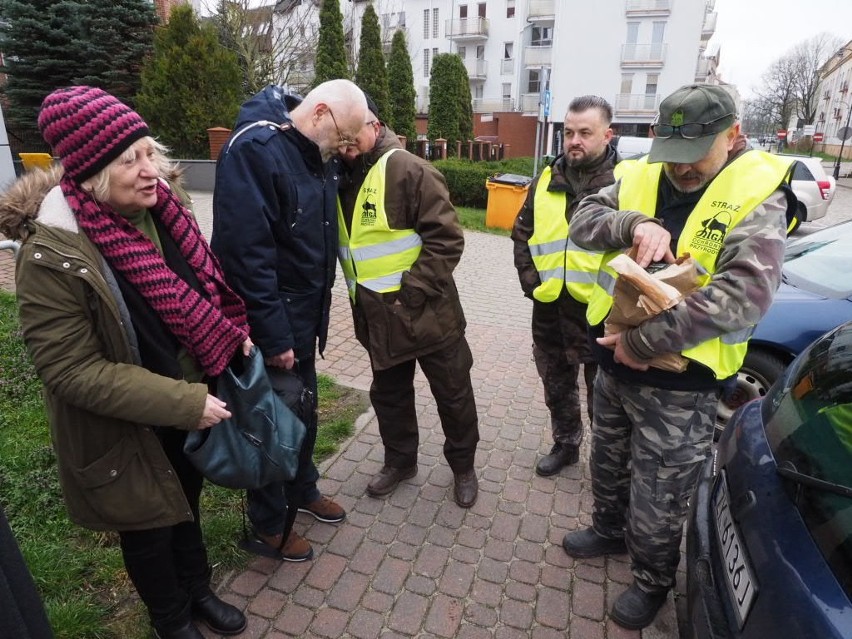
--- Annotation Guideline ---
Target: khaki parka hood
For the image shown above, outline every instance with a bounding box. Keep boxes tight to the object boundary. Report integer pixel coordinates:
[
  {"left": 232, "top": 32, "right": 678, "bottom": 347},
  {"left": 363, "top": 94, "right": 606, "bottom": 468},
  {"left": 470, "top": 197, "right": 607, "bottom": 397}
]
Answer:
[{"left": 0, "top": 165, "right": 63, "bottom": 242}]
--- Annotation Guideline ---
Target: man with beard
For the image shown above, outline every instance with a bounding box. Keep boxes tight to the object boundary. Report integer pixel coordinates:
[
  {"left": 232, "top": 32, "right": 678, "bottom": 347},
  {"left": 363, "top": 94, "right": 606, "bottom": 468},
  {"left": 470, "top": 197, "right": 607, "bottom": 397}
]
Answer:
[
  {"left": 511, "top": 95, "right": 618, "bottom": 477},
  {"left": 563, "top": 84, "right": 797, "bottom": 630}
]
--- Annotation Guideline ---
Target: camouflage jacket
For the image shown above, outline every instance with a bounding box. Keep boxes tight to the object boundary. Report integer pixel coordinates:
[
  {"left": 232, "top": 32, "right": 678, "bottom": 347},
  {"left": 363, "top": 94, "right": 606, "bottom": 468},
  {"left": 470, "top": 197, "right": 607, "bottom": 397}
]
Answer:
[{"left": 570, "top": 151, "right": 793, "bottom": 385}]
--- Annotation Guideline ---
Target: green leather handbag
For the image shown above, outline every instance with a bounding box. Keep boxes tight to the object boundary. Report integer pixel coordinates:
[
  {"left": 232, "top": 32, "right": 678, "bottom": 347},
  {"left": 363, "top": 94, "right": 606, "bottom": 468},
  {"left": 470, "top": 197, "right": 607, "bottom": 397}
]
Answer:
[{"left": 184, "top": 346, "right": 306, "bottom": 489}]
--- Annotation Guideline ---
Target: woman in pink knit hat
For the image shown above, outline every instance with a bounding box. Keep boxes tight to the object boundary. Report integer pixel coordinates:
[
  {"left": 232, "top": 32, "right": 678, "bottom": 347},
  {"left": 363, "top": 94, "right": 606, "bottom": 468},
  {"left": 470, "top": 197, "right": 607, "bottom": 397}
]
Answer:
[{"left": 0, "top": 86, "right": 251, "bottom": 639}]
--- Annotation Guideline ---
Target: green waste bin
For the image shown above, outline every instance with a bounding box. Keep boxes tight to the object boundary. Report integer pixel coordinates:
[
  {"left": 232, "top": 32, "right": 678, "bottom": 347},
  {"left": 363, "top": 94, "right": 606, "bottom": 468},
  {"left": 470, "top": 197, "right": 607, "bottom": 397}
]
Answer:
[{"left": 485, "top": 173, "right": 532, "bottom": 230}]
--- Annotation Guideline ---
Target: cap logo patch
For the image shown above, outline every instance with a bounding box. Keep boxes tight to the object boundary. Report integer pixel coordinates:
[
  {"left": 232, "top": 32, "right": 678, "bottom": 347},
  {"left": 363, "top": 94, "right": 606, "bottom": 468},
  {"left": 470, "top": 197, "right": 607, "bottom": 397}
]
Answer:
[{"left": 670, "top": 110, "right": 684, "bottom": 126}]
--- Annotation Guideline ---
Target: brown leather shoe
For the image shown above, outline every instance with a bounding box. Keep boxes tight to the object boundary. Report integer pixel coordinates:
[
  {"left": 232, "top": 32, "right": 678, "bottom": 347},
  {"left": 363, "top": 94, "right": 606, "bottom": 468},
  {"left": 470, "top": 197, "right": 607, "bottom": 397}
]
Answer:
[
  {"left": 366, "top": 465, "right": 417, "bottom": 497},
  {"left": 453, "top": 469, "right": 478, "bottom": 508},
  {"left": 298, "top": 496, "right": 346, "bottom": 523},
  {"left": 240, "top": 530, "right": 313, "bottom": 562}
]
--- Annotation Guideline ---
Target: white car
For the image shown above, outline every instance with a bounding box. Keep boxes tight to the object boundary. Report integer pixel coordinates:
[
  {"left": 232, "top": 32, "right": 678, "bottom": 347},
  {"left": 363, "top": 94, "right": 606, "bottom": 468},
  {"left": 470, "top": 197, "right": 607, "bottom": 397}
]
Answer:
[
  {"left": 613, "top": 135, "right": 653, "bottom": 159},
  {"left": 786, "top": 155, "right": 836, "bottom": 232}
]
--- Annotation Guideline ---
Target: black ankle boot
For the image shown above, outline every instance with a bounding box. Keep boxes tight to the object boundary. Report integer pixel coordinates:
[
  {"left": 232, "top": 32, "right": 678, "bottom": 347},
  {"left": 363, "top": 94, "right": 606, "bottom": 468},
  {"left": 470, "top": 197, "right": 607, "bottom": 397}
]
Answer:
[
  {"left": 152, "top": 621, "right": 204, "bottom": 639},
  {"left": 535, "top": 444, "right": 580, "bottom": 476},
  {"left": 192, "top": 592, "right": 247, "bottom": 636},
  {"left": 610, "top": 581, "right": 668, "bottom": 630}
]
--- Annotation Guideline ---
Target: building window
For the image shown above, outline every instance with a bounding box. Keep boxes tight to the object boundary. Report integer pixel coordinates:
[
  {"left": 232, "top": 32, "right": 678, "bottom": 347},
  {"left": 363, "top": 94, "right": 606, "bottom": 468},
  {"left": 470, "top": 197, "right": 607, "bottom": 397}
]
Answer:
[
  {"left": 475, "top": 85, "right": 484, "bottom": 99},
  {"left": 620, "top": 74, "right": 634, "bottom": 94},
  {"left": 458, "top": 45, "right": 467, "bottom": 58},
  {"left": 423, "top": 9, "right": 430, "bottom": 39},
  {"left": 528, "top": 69, "right": 541, "bottom": 93},
  {"left": 478, "top": 3, "right": 486, "bottom": 18},
  {"left": 502, "top": 82, "right": 512, "bottom": 99},
  {"left": 399, "top": 11, "right": 405, "bottom": 27},
  {"left": 507, "top": 0, "right": 515, "bottom": 18},
  {"left": 459, "top": 4, "right": 467, "bottom": 18},
  {"left": 433, "top": 8, "right": 439, "bottom": 38},
  {"left": 433, "top": 47, "right": 439, "bottom": 63},
  {"left": 626, "top": 22, "right": 639, "bottom": 44},
  {"left": 504, "top": 42, "right": 513, "bottom": 59},
  {"left": 424, "top": 49, "right": 430, "bottom": 77},
  {"left": 531, "top": 26, "right": 552, "bottom": 46},
  {"left": 645, "top": 74, "right": 659, "bottom": 95}
]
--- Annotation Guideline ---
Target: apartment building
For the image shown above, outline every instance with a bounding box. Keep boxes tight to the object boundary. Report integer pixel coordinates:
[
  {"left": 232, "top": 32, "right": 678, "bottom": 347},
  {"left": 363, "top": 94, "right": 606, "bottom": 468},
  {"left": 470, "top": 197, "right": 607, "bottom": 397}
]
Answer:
[
  {"left": 816, "top": 41, "right": 852, "bottom": 151},
  {"left": 342, "top": 0, "right": 718, "bottom": 153}
]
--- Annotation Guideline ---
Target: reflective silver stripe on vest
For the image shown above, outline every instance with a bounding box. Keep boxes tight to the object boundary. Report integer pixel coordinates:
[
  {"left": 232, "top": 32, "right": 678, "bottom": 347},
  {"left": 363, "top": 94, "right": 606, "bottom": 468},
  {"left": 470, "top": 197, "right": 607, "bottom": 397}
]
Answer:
[
  {"left": 539, "top": 267, "right": 564, "bottom": 282},
  {"left": 351, "top": 234, "right": 423, "bottom": 262},
  {"left": 529, "top": 238, "right": 565, "bottom": 257},
  {"left": 565, "top": 269, "right": 596, "bottom": 285},
  {"left": 339, "top": 246, "right": 352, "bottom": 261},
  {"left": 360, "top": 272, "right": 405, "bottom": 292},
  {"left": 721, "top": 326, "right": 754, "bottom": 345},
  {"left": 596, "top": 268, "right": 617, "bottom": 295}
]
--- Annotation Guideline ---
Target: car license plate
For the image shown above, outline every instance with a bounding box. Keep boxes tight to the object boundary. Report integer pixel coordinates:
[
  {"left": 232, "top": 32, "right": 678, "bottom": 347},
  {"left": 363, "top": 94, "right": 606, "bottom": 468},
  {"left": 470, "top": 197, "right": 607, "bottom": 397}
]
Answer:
[{"left": 712, "top": 471, "right": 758, "bottom": 628}]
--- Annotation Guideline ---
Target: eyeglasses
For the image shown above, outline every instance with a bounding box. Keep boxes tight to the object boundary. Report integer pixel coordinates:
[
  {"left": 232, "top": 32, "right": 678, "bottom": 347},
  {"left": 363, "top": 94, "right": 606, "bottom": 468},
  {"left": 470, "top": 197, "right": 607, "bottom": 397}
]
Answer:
[
  {"left": 652, "top": 113, "right": 735, "bottom": 139},
  {"left": 327, "top": 108, "right": 358, "bottom": 147}
]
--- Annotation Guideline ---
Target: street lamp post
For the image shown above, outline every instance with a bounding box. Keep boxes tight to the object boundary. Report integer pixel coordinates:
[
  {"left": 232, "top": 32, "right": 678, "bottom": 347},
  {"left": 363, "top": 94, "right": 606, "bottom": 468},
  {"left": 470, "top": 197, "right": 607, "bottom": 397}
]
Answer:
[{"left": 833, "top": 102, "right": 852, "bottom": 180}]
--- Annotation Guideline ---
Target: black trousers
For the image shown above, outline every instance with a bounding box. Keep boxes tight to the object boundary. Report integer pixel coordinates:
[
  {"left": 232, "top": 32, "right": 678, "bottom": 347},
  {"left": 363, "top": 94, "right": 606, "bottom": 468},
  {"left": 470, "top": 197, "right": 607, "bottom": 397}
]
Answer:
[
  {"left": 370, "top": 337, "right": 480, "bottom": 473},
  {"left": 118, "top": 428, "right": 209, "bottom": 628}
]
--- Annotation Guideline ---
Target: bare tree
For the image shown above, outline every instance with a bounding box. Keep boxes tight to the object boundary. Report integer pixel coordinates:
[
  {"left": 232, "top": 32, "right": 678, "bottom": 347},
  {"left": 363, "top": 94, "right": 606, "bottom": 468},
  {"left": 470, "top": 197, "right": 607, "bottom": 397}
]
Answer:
[
  {"left": 790, "top": 33, "right": 843, "bottom": 123},
  {"left": 205, "top": 0, "right": 319, "bottom": 96},
  {"left": 753, "top": 54, "right": 798, "bottom": 131}
]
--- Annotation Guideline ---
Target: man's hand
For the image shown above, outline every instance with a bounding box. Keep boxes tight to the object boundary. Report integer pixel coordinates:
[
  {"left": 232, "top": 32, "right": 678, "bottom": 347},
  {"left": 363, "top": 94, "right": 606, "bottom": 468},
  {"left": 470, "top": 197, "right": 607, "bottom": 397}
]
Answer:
[
  {"left": 265, "top": 349, "right": 296, "bottom": 370},
  {"left": 632, "top": 221, "right": 675, "bottom": 268},
  {"left": 597, "top": 332, "right": 650, "bottom": 371},
  {"left": 241, "top": 337, "right": 254, "bottom": 357},
  {"left": 198, "top": 394, "right": 231, "bottom": 429}
]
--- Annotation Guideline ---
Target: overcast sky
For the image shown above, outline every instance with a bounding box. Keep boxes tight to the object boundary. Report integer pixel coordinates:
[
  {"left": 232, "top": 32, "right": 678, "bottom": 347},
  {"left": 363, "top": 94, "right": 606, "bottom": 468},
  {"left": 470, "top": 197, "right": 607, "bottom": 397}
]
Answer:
[{"left": 710, "top": 0, "right": 852, "bottom": 99}]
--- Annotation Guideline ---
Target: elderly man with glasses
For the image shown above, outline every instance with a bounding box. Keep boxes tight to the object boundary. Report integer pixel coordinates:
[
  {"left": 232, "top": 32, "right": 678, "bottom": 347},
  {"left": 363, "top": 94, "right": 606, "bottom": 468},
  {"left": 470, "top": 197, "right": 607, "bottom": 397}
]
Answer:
[
  {"left": 212, "top": 80, "right": 367, "bottom": 562},
  {"left": 562, "top": 84, "right": 798, "bottom": 630}
]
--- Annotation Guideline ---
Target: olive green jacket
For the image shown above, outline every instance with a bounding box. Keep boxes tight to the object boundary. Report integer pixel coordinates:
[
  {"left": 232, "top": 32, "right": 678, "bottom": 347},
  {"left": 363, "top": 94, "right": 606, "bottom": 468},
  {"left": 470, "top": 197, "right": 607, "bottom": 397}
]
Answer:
[{"left": 0, "top": 168, "right": 208, "bottom": 532}]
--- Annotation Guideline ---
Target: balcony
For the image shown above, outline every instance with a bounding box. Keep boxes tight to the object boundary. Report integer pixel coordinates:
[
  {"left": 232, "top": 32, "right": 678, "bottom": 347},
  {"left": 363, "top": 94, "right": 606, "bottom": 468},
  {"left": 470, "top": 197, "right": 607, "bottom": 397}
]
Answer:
[
  {"left": 527, "top": 0, "right": 555, "bottom": 21},
  {"left": 520, "top": 93, "right": 541, "bottom": 113},
  {"left": 463, "top": 58, "right": 487, "bottom": 80},
  {"left": 625, "top": 0, "right": 671, "bottom": 16},
  {"left": 695, "top": 57, "right": 710, "bottom": 82},
  {"left": 473, "top": 98, "right": 514, "bottom": 113},
  {"left": 701, "top": 11, "right": 717, "bottom": 40},
  {"left": 446, "top": 17, "right": 489, "bottom": 40},
  {"left": 501, "top": 58, "right": 514, "bottom": 75},
  {"left": 621, "top": 43, "right": 667, "bottom": 67},
  {"left": 524, "top": 45, "right": 553, "bottom": 66},
  {"left": 614, "top": 93, "right": 661, "bottom": 114}
]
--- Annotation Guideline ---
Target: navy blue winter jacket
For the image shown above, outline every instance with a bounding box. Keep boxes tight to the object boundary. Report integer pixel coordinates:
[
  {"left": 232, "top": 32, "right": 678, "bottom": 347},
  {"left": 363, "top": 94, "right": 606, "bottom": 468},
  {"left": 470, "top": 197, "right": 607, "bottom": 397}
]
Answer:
[{"left": 211, "top": 85, "right": 340, "bottom": 361}]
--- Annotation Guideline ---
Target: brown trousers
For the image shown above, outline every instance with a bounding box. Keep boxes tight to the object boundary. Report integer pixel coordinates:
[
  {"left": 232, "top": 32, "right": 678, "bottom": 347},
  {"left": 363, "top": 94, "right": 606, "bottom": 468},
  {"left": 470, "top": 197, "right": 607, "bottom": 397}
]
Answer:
[{"left": 370, "top": 336, "right": 480, "bottom": 473}]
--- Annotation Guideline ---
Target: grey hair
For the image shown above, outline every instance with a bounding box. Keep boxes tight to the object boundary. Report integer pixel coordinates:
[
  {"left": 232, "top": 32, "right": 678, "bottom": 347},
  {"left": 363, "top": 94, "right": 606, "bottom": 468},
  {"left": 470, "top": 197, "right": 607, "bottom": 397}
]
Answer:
[
  {"left": 84, "top": 136, "right": 173, "bottom": 202},
  {"left": 568, "top": 95, "right": 613, "bottom": 125}
]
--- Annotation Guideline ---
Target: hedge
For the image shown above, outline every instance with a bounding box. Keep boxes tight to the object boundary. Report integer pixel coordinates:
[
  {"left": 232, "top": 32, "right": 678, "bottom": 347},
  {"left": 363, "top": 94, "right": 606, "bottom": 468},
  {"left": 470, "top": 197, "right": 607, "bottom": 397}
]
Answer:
[{"left": 433, "top": 157, "right": 535, "bottom": 208}]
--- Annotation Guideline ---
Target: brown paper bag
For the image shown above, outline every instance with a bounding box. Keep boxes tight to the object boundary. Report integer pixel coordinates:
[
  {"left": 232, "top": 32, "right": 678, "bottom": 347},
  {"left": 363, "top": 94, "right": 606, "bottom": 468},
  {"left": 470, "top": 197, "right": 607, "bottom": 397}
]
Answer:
[{"left": 604, "top": 252, "right": 706, "bottom": 372}]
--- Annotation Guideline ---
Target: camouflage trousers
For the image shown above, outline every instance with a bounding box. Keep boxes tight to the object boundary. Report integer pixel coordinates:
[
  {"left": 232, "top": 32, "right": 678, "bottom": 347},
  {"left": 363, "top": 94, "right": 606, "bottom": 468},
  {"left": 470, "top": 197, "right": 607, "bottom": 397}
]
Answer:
[
  {"left": 532, "top": 343, "right": 597, "bottom": 448},
  {"left": 590, "top": 369, "right": 717, "bottom": 591}
]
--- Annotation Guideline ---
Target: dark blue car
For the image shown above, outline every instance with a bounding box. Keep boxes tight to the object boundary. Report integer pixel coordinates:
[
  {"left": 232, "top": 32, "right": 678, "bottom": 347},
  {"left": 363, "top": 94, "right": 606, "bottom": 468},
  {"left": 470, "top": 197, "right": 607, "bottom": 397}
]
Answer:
[
  {"left": 716, "top": 220, "right": 852, "bottom": 433},
  {"left": 686, "top": 321, "right": 852, "bottom": 639}
]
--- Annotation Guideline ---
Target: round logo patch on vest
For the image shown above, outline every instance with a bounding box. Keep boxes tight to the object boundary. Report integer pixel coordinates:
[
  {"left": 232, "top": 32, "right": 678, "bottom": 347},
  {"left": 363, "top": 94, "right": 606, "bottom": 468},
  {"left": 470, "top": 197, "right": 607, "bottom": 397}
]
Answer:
[{"left": 690, "top": 210, "right": 730, "bottom": 255}]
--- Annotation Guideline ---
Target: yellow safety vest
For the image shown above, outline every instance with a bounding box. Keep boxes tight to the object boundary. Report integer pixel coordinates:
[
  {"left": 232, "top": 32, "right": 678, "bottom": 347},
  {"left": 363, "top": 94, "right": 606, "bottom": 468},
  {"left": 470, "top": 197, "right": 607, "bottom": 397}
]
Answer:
[
  {"left": 337, "top": 148, "right": 422, "bottom": 302},
  {"left": 586, "top": 151, "right": 794, "bottom": 378},
  {"left": 613, "top": 158, "right": 638, "bottom": 181},
  {"left": 528, "top": 166, "right": 605, "bottom": 304}
]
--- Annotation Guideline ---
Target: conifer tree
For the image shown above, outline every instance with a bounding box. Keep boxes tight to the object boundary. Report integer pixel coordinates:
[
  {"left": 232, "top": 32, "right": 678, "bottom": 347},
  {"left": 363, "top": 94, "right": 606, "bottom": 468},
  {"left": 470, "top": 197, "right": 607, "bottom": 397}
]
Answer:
[
  {"left": 427, "top": 53, "right": 462, "bottom": 146},
  {"left": 454, "top": 57, "right": 474, "bottom": 143},
  {"left": 354, "top": 4, "right": 388, "bottom": 121},
  {"left": 314, "top": 0, "right": 348, "bottom": 85},
  {"left": 136, "top": 5, "right": 242, "bottom": 158},
  {"left": 386, "top": 29, "right": 416, "bottom": 142},
  {"left": 0, "top": 0, "right": 155, "bottom": 141}
]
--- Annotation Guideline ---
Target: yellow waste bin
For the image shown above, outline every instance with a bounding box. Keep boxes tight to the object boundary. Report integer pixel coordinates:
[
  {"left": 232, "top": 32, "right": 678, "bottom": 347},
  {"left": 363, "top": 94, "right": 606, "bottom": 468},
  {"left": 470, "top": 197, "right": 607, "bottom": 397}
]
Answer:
[
  {"left": 19, "top": 153, "right": 54, "bottom": 172},
  {"left": 485, "top": 173, "right": 532, "bottom": 230}
]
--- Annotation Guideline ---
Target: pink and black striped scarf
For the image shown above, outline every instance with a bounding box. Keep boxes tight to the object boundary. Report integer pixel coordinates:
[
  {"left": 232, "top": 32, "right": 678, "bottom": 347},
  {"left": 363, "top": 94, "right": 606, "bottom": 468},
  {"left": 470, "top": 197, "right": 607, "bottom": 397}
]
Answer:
[{"left": 61, "top": 174, "right": 248, "bottom": 377}]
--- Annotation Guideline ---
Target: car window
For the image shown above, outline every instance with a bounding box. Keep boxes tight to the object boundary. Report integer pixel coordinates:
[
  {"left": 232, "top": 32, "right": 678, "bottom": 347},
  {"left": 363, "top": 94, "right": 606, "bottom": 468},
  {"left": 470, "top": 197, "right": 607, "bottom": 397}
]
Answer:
[
  {"left": 792, "top": 161, "right": 815, "bottom": 181},
  {"left": 763, "top": 326, "right": 852, "bottom": 598},
  {"left": 783, "top": 225, "right": 852, "bottom": 298}
]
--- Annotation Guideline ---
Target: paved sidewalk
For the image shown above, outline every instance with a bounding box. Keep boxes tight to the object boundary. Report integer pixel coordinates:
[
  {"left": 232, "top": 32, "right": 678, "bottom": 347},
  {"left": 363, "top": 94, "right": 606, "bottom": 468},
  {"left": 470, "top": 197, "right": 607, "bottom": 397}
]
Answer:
[{"left": 0, "top": 191, "right": 684, "bottom": 639}]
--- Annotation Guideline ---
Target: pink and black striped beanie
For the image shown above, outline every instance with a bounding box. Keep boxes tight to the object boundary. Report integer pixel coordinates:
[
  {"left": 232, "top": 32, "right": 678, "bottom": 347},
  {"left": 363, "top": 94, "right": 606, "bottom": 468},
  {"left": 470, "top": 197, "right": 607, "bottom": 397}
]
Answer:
[{"left": 38, "top": 86, "right": 150, "bottom": 184}]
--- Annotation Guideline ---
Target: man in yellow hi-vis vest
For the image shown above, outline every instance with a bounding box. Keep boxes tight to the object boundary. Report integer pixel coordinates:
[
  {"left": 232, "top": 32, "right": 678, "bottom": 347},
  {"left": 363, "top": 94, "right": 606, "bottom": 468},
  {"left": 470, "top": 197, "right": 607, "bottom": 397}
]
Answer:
[
  {"left": 511, "top": 96, "right": 618, "bottom": 477},
  {"left": 337, "top": 99, "right": 480, "bottom": 508},
  {"left": 562, "top": 85, "right": 797, "bottom": 630}
]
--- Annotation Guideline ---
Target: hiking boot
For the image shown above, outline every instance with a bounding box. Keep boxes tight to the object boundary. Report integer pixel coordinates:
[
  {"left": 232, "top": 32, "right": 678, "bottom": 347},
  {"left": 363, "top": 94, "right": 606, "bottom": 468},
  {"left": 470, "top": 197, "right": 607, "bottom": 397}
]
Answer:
[
  {"left": 239, "top": 530, "right": 314, "bottom": 562},
  {"left": 562, "top": 527, "right": 627, "bottom": 558},
  {"left": 535, "top": 443, "right": 580, "bottom": 476},
  {"left": 366, "top": 465, "right": 417, "bottom": 497},
  {"left": 191, "top": 593, "right": 247, "bottom": 636},
  {"left": 453, "top": 469, "right": 478, "bottom": 508},
  {"left": 610, "top": 582, "right": 669, "bottom": 630},
  {"left": 298, "top": 496, "right": 346, "bottom": 523}
]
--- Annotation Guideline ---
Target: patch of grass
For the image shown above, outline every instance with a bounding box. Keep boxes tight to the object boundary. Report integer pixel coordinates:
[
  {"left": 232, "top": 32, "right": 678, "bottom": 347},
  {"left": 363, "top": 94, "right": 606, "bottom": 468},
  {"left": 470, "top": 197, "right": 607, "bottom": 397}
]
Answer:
[
  {"left": 0, "top": 291, "right": 368, "bottom": 638},
  {"left": 457, "top": 206, "right": 511, "bottom": 236}
]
